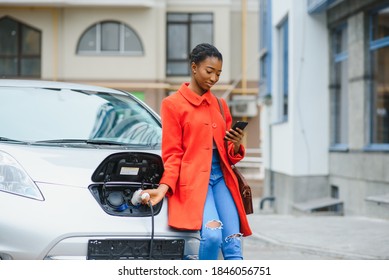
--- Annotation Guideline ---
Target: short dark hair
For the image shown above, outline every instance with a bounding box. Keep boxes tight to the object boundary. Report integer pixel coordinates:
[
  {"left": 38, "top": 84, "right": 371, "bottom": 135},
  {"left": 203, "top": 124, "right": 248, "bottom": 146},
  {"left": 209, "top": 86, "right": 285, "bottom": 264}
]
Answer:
[{"left": 189, "top": 43, "right": 223, "bottom": 65}]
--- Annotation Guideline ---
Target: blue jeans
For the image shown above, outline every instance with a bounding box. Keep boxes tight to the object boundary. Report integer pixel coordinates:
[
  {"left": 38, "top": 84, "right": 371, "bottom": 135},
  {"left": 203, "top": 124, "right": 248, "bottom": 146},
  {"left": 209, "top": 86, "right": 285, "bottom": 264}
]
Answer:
[{"left": 198, "top": 149, "right": 243, "bottom": 260}]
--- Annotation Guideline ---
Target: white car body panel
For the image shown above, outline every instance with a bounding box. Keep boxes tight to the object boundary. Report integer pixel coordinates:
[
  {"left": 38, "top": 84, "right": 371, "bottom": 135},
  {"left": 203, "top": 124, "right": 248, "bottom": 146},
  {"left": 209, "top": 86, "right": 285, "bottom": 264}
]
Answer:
[{"left": 0, "top": 80, "right": 199, "bottom": 260}]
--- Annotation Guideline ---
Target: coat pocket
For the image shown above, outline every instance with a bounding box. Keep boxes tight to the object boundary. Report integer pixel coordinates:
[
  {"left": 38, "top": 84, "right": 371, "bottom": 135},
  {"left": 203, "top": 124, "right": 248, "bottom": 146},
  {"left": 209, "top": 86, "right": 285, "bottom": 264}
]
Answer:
[{"left": 178, "top": 161, "right": 191, "bottom": 186}]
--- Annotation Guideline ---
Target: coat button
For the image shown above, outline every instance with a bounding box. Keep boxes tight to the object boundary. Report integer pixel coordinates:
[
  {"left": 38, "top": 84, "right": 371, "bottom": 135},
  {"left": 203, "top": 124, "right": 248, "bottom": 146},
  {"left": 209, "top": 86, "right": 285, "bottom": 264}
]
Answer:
[{"left": 212, "top": 123, "right": 217, "bottom": 128}]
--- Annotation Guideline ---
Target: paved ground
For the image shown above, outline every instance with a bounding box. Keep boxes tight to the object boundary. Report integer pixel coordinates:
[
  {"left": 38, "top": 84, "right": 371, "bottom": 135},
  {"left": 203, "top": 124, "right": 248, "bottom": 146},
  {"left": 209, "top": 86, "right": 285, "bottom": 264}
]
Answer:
[
  {"left": 243, "top": 235, "right": 336, "bottom": 260},
  {"left": 243, "top": 200, "right": 389, "bottom": 260}
]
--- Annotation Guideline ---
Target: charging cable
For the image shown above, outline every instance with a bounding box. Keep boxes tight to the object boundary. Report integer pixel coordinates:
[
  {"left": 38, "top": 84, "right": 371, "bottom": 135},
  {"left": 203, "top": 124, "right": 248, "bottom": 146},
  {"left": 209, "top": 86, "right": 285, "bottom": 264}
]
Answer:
[
  {"left": 148, "top": 200, "right": 154, "bottom": 259},
  {"left": 131, "top": 189, "right": 154, "bottom": 259}
]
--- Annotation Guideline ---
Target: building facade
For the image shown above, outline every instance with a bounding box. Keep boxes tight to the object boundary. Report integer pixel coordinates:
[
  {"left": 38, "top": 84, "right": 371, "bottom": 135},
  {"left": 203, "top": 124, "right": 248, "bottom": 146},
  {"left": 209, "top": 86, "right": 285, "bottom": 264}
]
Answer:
[
  {"left": 260, "top": 0, "right": 389, "bottom": 219},
  {"left": 0, "top": 0, "right": 261, "bottom": 154}
]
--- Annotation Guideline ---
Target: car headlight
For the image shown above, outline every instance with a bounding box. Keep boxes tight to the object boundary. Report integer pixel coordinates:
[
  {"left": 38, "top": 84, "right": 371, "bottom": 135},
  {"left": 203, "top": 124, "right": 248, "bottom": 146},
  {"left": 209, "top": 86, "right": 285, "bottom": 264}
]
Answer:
[{"left": 0, "top": 151, "right": 44, "bottom": 201}]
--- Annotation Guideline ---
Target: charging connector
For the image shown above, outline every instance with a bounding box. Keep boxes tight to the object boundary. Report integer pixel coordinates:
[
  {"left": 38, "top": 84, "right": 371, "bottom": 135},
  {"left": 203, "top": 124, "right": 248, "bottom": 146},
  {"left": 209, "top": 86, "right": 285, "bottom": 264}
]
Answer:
[{"left": 131, "top": 189, "right": 150, "bottom": 206}]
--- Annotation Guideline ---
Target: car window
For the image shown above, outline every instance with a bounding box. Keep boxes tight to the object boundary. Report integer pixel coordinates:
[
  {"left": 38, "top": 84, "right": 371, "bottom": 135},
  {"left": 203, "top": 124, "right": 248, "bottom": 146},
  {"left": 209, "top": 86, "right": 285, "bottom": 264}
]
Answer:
[{"left": 0, "top": 87, "right": 161, "bottom": 146}]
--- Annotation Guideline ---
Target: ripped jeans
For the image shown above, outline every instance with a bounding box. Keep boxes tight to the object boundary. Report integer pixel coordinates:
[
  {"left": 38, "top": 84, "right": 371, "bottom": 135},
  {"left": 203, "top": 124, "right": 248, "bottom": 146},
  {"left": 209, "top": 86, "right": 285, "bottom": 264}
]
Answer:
[{"left": 199, "top": 149, "right": 243, "bottom": 260}]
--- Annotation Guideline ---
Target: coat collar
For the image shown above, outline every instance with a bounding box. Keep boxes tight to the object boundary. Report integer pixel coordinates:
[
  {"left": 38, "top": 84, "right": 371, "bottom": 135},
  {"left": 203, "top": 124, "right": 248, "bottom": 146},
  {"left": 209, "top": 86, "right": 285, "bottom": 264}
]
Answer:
[{"left": 178, "top": 83, "right": 213, "bottom": 106}]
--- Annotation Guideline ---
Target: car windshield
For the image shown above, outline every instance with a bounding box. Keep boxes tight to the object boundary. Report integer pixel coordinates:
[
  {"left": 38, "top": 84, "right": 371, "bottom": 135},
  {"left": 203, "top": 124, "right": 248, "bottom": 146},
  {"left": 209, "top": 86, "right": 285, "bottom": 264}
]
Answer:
[{"left": 0, "top": 86, "right": 162, "bottom": 147}]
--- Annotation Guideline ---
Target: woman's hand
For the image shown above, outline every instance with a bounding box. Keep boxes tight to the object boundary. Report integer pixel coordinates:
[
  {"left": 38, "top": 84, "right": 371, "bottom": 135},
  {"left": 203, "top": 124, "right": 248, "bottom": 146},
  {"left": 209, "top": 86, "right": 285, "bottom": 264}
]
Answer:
[
  {"left": 224, "top": 127, "right": 244, "bottom": 154},
  {"left": 141, "top": 184, "right": 170, "bottom": 206}
]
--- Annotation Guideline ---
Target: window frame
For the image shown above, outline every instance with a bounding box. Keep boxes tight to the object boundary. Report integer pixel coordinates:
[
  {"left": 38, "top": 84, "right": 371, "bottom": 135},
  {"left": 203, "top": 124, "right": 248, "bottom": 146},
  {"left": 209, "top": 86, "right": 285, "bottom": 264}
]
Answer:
[
  {"left": 329, "top": 23, "right": 349, "bottom": 151},
  {"left": 166, "top": 12, "right": 214, "bottom": 77},
  {"left": 276, "top": 16, "right": 289, "bottom": 123},
  {"left": 0, "top": 16, "right": 41, "bottom": 78},
  {"left": 259, "top": 0, "right": 272, "bottom": 99},
  {"left": 366, "top": 6, "right": 389, "bottom": 150},
  {"left": 76, "top": 21, "right": 144, "bottom": 56}
]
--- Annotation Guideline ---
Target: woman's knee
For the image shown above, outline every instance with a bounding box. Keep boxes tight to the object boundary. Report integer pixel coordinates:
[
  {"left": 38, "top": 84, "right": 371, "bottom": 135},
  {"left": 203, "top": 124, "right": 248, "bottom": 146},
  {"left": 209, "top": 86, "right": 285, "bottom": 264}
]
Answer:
[
  {"left": 202, "top": 219, "right": 223, "bottom": 243},
  {"left": 222, "top": 233, "right": 243, "bottom": 260}
]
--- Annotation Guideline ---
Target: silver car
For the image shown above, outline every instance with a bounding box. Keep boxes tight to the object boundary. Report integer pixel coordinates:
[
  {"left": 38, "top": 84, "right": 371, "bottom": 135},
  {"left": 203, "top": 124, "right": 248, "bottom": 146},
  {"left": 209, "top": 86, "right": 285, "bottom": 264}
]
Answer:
[{"left": 0, "top": 80, "right": 199, "bottom": 260}]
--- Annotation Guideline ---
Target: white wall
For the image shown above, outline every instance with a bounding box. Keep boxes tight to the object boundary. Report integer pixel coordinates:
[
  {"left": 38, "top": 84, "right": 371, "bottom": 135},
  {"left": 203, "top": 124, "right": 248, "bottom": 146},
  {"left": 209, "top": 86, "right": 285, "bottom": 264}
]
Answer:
[
  {"left": 270, "top": 0, "right": 293, "bottom": 175},
  {"left": 265, "top": 0, "right": 329, "bottom": 176},
  {"left": 290, "top": 7, "right": 329, "bottom": 176}
]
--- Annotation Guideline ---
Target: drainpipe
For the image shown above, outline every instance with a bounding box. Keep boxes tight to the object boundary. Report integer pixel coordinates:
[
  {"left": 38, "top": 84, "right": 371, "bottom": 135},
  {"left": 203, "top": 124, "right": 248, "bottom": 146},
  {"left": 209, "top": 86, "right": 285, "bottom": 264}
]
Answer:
[
  {"left": 241, "top": 0, "right": 247, "bottom": 96},
  {"left": 241, "top": 0, "right": 248, "bottom": 146},
  {"left": 260, "top": 103, "right": 275, "bottom": 210}
]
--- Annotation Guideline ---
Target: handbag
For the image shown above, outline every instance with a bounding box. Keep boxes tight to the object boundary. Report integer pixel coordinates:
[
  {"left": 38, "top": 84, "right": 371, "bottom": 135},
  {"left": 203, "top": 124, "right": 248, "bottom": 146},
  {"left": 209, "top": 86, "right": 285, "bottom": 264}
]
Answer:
[{"left": 217, "top": 98, "right": 254, "bottom": 215}]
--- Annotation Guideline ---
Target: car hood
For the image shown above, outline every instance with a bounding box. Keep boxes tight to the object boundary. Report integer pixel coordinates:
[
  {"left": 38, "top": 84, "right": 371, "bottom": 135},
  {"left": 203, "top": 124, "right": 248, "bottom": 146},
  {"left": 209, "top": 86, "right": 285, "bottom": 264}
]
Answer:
[{"left": 0, "top": 143, "right": 160, "bottom": 188}]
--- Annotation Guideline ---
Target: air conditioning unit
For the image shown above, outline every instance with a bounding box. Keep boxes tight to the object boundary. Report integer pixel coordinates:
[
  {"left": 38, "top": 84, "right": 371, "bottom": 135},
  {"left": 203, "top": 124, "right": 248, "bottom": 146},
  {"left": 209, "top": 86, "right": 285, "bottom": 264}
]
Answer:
[{"left": 230, "top": 95, "right": 258, "bottom": 117}]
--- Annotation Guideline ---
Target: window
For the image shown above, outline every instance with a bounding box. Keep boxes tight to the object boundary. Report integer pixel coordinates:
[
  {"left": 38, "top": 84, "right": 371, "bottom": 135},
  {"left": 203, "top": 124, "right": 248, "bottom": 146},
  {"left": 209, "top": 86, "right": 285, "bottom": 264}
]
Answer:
[
  {"left": 330, "top": 24, "right": 348, "bottom": 148},
  {"left": 77, "top": 21, "right": 143, "bottom": 55},
  {"left": 369, "top": 7, "right": 389, "bottom": 145},
  {"left": 0, "top": 16, "right": 41, "bottom": 78},
  {"left": 166, "top": 13, "right": 213, "bottom": 76},
  {"left": 277, "top": 17, "right": 288, "bottom": 121},
  {"left": 259, "top": 0, "right": 272, "bottom": 98}
]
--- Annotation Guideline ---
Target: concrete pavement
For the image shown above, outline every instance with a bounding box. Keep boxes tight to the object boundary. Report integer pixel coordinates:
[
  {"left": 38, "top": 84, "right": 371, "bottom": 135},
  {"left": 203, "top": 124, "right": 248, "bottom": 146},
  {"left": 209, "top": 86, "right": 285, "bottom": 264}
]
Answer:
[{"left": 246, "top": 203, "right": 389, "bottom": 260}]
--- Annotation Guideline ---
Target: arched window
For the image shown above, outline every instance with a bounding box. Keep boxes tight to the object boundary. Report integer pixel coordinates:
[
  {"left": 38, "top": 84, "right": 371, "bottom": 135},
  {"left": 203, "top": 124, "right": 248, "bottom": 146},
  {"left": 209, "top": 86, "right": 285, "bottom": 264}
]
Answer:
[
  {"left": 77, "top": 21, "right": 143, "bottom": 55},
  {"left": 0, "top": 16, "right": 41, "bottom": 78}
]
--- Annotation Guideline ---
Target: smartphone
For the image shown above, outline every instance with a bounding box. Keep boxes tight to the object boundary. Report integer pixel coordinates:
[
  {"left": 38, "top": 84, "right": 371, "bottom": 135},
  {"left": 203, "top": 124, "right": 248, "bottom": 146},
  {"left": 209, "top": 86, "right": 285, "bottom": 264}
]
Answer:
[{"left": 231, "top": 121, "right": 248, "bottom": 131}]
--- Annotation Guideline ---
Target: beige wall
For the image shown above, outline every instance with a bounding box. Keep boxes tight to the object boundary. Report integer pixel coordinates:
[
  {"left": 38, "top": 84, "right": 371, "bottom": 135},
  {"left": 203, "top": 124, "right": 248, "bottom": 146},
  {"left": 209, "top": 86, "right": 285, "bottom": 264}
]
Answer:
[
  {"left": 0, "top": 2, "right": 259, "bottom": 84},
  {"left": 61, "top": 7, "right": 162, "bottom": 81},
  {"left": 0, "top": 6, "right": 166, "bottom": 81},
  {"left": 1, "top": 1, "right": 260, "bottom": 150},
  {"left": 230, "top": 8, "right": 259, "bottom": 83},
  {"left": 0, "top": 8, "right": 59, "bottom": 79}
]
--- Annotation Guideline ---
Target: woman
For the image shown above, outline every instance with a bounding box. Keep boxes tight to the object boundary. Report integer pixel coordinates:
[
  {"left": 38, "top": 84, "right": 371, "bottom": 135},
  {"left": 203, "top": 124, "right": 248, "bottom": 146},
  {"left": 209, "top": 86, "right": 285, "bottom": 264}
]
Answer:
[{"left": 143, "top": 43, "right": 252, "bottom": 260}]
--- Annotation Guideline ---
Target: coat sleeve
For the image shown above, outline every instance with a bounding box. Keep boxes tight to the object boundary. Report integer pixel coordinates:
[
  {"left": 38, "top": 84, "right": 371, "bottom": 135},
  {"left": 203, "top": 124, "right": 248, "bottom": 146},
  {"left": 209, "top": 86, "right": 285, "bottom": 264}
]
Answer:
[
  {"left": 221, "top": 98, "right": 245, "bottom": 165},
  {"left": 159, "top": 98, "right": 183, "bottom": 195}
]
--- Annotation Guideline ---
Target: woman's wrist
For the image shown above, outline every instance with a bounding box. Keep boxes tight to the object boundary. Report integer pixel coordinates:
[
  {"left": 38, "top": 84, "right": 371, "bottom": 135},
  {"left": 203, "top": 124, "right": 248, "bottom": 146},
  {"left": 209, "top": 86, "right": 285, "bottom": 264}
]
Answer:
[
  {"left": 233, "top": 144, "right": 241, "bottom": 154},
  {"left": 158, "top": 183, "right": 170, "bottom": 195}
]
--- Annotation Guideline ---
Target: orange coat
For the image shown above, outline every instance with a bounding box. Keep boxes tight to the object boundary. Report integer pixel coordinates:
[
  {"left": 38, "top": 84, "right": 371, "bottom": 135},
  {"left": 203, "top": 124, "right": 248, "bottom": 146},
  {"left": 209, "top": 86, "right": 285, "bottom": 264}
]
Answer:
[{"left": 159, "top": 83, "right": 252, "bottom": 237}]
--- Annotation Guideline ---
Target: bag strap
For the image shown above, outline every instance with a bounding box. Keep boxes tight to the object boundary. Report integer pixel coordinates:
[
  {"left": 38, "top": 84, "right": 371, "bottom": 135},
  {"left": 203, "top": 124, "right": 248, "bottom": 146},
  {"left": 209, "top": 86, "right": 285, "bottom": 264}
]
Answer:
[
  {"left": 216, "top": 97, "right": 226, "bottom": 146},
  {"left": 217, "top": 97, "right": 225, "bottom": 122},
  {"left": 216, "top": 98, "right": 233, "bottom": 166}
]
